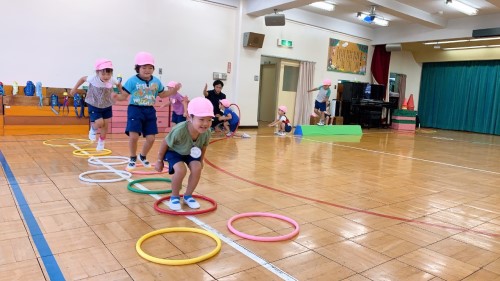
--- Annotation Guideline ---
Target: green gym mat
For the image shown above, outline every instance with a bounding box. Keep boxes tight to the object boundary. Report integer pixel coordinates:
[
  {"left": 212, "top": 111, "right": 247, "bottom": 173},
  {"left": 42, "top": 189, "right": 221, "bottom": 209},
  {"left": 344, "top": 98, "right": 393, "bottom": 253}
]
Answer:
[{"left": 294, "top": 125, "right": 362, "bottom": 136}]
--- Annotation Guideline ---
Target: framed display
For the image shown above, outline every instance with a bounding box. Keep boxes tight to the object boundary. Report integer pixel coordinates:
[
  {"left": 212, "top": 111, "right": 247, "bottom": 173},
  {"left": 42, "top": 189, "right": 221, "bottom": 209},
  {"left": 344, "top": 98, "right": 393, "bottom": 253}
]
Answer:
[{"left": 327, "top": 38, "right": 368, "bottom": 75}]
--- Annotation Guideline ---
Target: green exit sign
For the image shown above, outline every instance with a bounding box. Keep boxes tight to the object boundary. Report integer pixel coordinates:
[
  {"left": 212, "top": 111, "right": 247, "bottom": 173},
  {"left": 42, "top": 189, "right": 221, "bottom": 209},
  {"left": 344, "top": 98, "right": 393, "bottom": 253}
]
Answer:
[{"left": 277, "top": 38, "right": 293, "bottom": 48}]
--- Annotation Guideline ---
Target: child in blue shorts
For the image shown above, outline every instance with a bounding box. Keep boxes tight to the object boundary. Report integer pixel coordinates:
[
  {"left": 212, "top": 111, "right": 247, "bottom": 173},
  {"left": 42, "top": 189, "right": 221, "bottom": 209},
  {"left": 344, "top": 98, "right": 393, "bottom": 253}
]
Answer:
[
  {"left": 165, "top": 81, "right": 188, "bottom": 126},
  {"left": 308, "top": 79, "right": 332, "bottom": 126},
  {"left": 155, "top": 97, "right": 213, "bottom": 211},
  {"left": 218, "top": 99, "right": 250, "bottom": 138},
  {"left": 115, "top": 52, "right": 181, "bottom": 170},
  {"left": 268, "top": 105, "right": 292, "bottom": 136}
]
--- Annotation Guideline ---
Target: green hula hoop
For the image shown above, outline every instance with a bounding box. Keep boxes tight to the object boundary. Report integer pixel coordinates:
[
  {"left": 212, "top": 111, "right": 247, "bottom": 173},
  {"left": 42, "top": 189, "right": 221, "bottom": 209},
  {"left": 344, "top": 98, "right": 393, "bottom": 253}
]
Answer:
[{"left": 127, "top": 178, "right": 172, "bottom": 194}]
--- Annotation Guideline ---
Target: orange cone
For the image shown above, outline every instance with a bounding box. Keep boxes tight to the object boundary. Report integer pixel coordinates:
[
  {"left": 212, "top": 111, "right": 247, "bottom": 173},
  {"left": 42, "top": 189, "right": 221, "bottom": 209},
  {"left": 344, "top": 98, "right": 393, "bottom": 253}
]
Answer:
[
  {"left": 407, "top": 94, "right": 415, "bottom": 111},
  {"left": 401, "top": 98, "right": 408, "bottom": 110}
]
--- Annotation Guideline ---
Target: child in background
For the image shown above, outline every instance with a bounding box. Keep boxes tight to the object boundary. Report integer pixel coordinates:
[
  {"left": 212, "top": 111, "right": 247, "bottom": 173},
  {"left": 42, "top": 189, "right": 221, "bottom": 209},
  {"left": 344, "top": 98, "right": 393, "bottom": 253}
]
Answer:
[
  {"left": 218, "top": 99, "right": 250, "bottom": 138},
  {"left": 115, "top": 51, "right": 180, "bottom": 170},
  {"left": 324, "top": 100, "right": 332, "bottom": 125},
  {"left": 155, "top": 97, "right": 213, "bottom": 211},
  {"left": 307, "top": 79, "right": 332, "bottom": 126},
  {"left": 70, "top": 59, "right": 122, "bottom": 151},
  {"left": 268, "top": 105, "right": 292, "bottom": 136},
  {"left": 165, "top": 81, "right": 188, "bottom": 127}
]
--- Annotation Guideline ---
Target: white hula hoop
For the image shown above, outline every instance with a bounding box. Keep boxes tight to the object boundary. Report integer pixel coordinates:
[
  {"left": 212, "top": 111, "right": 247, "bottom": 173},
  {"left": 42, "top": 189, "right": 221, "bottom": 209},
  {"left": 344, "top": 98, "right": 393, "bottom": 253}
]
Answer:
[
  {"left": 88, "top": 156, "right": 130, "bottom": 166},
  {"left": 79, "top": 170, "right": 132, "bottom": 183}
]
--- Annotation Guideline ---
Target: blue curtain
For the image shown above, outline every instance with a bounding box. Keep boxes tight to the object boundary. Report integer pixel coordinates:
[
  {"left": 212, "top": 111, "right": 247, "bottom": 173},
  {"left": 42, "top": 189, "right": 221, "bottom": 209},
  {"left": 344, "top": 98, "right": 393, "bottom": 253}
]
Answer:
[{"left": 419, "top": 60, "right": 500, "bottom": 135}]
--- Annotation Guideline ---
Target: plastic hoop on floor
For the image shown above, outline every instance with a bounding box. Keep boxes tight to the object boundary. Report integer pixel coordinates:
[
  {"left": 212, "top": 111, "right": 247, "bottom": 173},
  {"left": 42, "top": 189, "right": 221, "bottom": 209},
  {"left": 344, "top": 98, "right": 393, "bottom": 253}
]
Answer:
[
  {"left": 88, "top": 156, "right": 129, "bottom": 166},
  {"left": 136, "top": 227, "right": 222, "bottom": 265},
  {"left": 127, "top": 178, "right": 172, "bottom": 194},
  {"left": 130, "top": 163, "right": 168, "bottom": 175},
  {"left": 227, "top": 212, "right": 300, "bottom": 242},
  {"left": 154, "top": 194, "right": 217, "bottom": 215},
  {"left": 43, "top": 138, "right": 92, "bottom": 147},
  {"left": 79, "top": 169, "right": 132, "bottom": 183},
  {"left": 73, "top": 148, "right": 112, "bottom": 157}
]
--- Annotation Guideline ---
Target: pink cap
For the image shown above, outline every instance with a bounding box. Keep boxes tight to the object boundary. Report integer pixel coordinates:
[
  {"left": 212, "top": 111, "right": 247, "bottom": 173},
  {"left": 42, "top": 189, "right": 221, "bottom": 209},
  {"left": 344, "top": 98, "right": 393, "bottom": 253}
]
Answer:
[
  {"left": 95, "top": 59, "right": 113, "bottom": 70},
  {"left": 278, "top": 105, "right": 287, "bottom": 113},
  {"left": 323, "top": 79, "right": 332, "bottom": 86},
  {"left": 220, "top": 99, "right": 231, "bottom": 108},
  {"left": 188, "top": 97, "right": 215, "bottom": 117},
  {"left": 167, "top": 81, "right": 177, "bottom": 88},
  {"left": 134, "top": 51, "right": 155, "bottom": 66}
]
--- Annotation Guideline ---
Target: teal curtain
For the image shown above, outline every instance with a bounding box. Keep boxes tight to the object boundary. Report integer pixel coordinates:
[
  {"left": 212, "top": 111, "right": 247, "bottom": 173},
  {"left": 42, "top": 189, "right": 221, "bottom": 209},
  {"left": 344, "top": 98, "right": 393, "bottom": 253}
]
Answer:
[{"left": 419, "top": 60, "right": 500, "bottom": 135}]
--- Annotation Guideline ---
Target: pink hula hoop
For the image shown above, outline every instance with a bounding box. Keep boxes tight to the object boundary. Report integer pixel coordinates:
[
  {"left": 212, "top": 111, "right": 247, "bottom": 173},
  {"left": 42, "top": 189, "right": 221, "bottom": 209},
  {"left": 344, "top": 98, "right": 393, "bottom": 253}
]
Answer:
[{"left": 227, "top": 212, "right": 300, "bottom": 242}]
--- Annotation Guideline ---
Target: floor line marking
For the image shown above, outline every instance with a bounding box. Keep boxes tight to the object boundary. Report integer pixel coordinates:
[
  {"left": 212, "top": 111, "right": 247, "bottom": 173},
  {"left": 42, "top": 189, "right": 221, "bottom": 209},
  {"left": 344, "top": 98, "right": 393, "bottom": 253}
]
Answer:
[{"left": 0, "top": 151, "right": 66, "bottom": 281}]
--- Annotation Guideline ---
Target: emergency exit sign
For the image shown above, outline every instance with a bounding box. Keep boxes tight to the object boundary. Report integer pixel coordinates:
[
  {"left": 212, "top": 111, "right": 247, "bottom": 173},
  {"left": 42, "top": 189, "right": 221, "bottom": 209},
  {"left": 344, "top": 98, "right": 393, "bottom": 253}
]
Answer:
[{"left": 277, "top": 38, "right": 293, "bottom": 48}]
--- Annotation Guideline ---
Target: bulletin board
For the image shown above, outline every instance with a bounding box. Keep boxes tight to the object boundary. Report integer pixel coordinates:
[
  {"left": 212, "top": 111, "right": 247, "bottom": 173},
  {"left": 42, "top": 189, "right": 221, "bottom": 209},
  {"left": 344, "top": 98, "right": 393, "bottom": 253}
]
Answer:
[{"left": 327, "top": 38, "right": 368, "bottom": 75}]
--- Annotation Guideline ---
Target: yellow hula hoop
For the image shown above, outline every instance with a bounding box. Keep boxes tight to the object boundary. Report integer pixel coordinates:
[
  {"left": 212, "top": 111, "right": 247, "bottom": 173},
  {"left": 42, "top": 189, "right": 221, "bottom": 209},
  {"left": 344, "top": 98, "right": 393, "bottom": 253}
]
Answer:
[
  {"left": 72, "top": 148, "right": 112, "bottom": 157},
  {"left": 136, "top": 227, "right": 222, "bottom": 265},
  {"left": 43, "top": 138, "right": 92, "bottom": 147}
]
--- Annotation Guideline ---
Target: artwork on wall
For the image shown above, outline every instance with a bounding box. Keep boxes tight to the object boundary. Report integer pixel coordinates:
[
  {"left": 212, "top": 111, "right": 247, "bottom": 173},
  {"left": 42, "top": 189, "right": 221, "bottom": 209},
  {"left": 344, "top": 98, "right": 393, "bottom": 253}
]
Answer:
[{"left": 327, "top": 38, "right": 368, "bottom": 75}]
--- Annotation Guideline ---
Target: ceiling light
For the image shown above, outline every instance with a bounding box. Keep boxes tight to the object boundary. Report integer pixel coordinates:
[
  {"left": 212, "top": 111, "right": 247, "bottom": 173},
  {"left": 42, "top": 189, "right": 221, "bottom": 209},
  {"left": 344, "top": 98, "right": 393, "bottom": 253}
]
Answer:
[
  {"left": 442, "top": 45, "right": 485, "bottom": 50},
  {"left": 356, "top": 6, "right": 389, "bottom": 26},
  {"left": 309, "top": 1, "right": 335, "bottom": 11},
  {"left": 445, "top": 0, "right": 478, "bottom": 16},
  {"left": 470, "top": 36, "right": 500, "bottom": 41}
]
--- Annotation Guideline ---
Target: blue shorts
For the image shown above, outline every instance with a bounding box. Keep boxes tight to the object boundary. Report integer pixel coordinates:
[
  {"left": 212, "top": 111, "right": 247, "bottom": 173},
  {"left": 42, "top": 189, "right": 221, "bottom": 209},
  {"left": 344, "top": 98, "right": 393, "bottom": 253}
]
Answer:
[
  {"left": 125, "top": 105, "right": 158, "bottom": 137},
  {"left": 164, "top": 150, "right": 201, "bottom": 175},
  {"left": 88, "top": 104, "right": 112, "bottom": 122},
  {"left": 284, "top": 124, "right": 292, "bottom": 132},
  {"left": 229, "top": 122, "right": 238, "bottom": 132},
  {"left": 315, "top": 100, "right": 327, "bottom": 112},
  {"left": 171, "top": 112, "right": 186, "bottom": 124}
]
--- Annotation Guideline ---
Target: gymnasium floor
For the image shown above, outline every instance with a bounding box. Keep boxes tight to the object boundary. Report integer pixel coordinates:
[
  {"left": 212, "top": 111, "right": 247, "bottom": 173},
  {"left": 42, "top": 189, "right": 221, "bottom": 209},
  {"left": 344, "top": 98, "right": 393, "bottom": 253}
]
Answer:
[{"left": 0, "top": 126, "right": 499, "bottom": 281}]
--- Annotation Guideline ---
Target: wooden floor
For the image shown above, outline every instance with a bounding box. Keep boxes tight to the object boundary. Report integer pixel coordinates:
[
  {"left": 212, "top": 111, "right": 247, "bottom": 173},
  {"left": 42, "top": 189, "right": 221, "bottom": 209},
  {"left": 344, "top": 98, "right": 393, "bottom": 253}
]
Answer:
[{"left": 0, "top": 126, "right": 499, "bottom": 281}]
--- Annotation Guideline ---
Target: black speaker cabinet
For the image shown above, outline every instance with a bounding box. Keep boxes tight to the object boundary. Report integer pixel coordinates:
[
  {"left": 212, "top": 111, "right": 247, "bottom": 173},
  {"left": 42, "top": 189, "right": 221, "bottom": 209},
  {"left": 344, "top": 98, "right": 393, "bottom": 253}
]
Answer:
[
  {"left": 265, "top": 14, "right": 285, "bottom": 26},
  {"left": 342, "top": 82, "right": 367, "bottom": 101},
  {"left": 243, "top": 32, "right": 265, "bottom": 48}
]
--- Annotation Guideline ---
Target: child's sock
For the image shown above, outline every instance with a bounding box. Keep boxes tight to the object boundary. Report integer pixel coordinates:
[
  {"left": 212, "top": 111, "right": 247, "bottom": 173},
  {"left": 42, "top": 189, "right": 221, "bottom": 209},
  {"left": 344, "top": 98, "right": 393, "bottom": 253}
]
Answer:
[{"left": 130, "top": 156, "right": 137, "bottom": 162}]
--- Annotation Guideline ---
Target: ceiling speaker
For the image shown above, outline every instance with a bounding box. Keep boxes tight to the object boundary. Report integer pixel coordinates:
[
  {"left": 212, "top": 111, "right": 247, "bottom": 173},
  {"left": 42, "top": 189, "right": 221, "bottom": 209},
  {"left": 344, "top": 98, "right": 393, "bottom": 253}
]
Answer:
[
  {"left": 265, "top": 14, "right": 285, "bottom": 26},
  {"left": 243, "top": 32, "right": 265, "bottom": 48}
]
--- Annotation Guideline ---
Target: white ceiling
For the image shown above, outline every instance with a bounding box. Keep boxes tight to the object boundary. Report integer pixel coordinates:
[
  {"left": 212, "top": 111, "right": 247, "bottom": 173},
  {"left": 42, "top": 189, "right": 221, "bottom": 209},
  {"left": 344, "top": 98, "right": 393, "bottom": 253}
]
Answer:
[
  {"left": 246, "top": 0, "right": 500, "bottom": 30},
  {"left": 241, "top": 0, "right": 500, "bottom": 47}
]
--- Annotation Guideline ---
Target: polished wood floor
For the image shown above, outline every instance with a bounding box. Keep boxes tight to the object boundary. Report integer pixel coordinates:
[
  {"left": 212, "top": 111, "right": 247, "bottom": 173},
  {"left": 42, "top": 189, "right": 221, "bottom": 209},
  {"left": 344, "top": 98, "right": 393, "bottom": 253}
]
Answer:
[{"left": 0, "top": 126, "right": 499, "bottom": 281}]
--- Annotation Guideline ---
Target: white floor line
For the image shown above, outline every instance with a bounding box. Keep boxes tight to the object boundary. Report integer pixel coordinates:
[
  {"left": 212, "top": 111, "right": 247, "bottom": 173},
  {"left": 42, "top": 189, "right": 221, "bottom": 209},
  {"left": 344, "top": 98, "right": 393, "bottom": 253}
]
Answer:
[
  {"left": 70, "top": 143, "right": 297, "bottom": 281},
  {"left": 297, "top": 137, "right": 500, "bottom": 175}
]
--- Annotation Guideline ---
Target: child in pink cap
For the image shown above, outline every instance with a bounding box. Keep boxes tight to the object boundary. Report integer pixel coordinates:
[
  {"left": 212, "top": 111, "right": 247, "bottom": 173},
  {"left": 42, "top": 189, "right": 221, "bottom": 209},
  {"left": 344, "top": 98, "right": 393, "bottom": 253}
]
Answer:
[
  {"left": 268, "top": 105, "right": 291, "bottom": 136},
  {"left": 70, "top": 58, "right": 122, "bottom": 151},
  {"left": 164, "top": 81, "right": 188, "bottom": 126},
  {"left": 308, "top": 79, "right": 332, "bottom": 126},
  {"left": 155, "top": 97, "right": 213, "bottom": 211}
]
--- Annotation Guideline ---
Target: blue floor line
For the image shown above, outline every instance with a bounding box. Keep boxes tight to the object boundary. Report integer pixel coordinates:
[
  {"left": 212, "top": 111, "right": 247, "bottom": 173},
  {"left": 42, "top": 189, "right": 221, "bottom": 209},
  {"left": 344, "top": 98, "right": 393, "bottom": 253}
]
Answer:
[{"left": 0, "top": 151, "right": 65, "bottom": 281}]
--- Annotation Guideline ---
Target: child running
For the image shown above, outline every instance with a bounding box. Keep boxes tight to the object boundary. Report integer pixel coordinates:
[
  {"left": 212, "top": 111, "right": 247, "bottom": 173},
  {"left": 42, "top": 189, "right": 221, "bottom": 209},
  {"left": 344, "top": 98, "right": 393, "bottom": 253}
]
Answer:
[
  {"left": 268, "top": 105, "right": 292, "bottom": 136},
  {"left": 307, "top": 79, "right": 332, "bottom": 126},
  {"left": 218, "top": 99, "right": 250, "bottom": 138},
  {"left": 70, "top": 58, "right": 121, "bottom": 151},
  {"left": 155, "top": 97, "right": 213, "bottom": 211},
  {"left": 115, "top": 51, "right": 180, "bottom": 170}
]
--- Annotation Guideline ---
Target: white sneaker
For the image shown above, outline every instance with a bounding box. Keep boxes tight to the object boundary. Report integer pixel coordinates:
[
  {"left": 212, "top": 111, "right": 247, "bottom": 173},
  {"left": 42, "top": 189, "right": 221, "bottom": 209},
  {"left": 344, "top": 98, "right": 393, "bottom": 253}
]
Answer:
[
  {"left": 241, "top": 133, "right": 251, "bottom": 138},
  {"left": 169, "top": 197, "right": 182, "bottom": 211},
  {"left": 278, "top": 132, "right": 286, "bottom": 136},
  {"left": 96, "top": 139, "right": 105, "bottom": 151},
  {"left": 183, "top": 196, "right": 200, "bottom": 209},
  {"left": 226, "top": 132, "right": 233, "bottom": 137},
  {"left": 138, "top": 155, "right": 151, "bottom": 168},
  {"left": 88, "top": 128, "right": 97, "bottom": 141},
  {"left": 317, "top": 122, "right": 324, "bottom": 126},
  {"left": 126, "top": 160, "right": 136, "bottom": 171}
]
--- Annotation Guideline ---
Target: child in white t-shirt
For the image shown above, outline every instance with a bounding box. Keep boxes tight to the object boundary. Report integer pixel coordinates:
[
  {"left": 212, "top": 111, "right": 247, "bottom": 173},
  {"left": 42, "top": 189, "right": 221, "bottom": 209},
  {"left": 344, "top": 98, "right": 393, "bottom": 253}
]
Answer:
[
  {"left": 268, "top": 105, "right": 292, "bottom": 136},
  {"left": 69, "top": 59, "right": 122, "bottom": 151}
]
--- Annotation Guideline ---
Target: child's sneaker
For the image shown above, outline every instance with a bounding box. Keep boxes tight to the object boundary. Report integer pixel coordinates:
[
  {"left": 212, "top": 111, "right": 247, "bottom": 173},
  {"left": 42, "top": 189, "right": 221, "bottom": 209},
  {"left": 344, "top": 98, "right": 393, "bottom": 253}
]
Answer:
[
  {"left": 138, "top": 154, "right": 151, "bottom": 168},
  {"left": 183, "top": 195, "right": 200, "bottom": 209},
  {"left": 168, "top": 196, "right": 182, "bottom": 211},
  {"left": 126, "top": 160, "right": 136, "bottom": 171},
  {"left": 226, "top": 132, "right": 233, "bottom": 137},
  {"left": 241, "top": 133, "right": 251, "bottom": 138},
  {"left": 96, "top": 139, "right": 105, "bottom": 151},
  {"left": 317, "top": 121, "right": 324, "bottom": 126},
  {"left": 278, "top": 131, "right": 286, "bottom": 136},
  {"left": 88, "top": 128, "right": 97, "bottom": 141}
]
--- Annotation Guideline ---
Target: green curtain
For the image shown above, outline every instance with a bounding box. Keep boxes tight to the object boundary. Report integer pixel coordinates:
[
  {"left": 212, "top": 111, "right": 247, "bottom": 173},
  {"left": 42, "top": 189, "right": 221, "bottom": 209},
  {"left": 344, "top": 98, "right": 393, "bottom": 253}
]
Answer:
[{"left": 419, "top": 60, "right": 500, "bottom": 135}]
